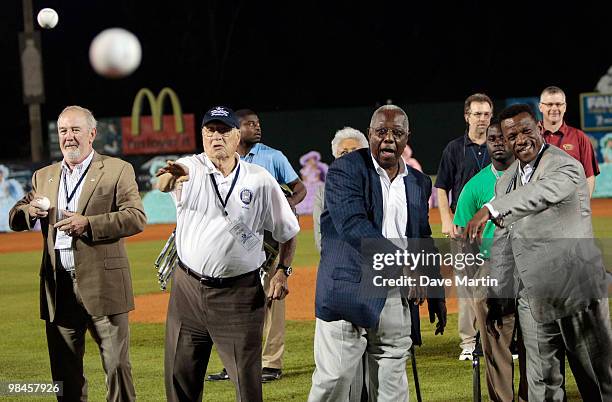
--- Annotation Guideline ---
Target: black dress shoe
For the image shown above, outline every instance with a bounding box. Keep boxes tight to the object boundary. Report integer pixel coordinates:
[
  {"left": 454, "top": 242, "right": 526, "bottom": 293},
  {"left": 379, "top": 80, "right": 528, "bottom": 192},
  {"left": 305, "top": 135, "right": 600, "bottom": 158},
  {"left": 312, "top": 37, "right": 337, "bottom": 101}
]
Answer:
[
  {"left": 261, "top": 367, "right": 282, "bottom": 382},
  {"left": 206, "top": 368, "right": 229, "bottom": 381}
]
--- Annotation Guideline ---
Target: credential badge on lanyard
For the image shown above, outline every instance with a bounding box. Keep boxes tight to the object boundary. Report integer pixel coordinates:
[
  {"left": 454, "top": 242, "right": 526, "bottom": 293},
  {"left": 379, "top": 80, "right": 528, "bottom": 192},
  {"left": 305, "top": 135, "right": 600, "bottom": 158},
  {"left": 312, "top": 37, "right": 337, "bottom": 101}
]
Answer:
[{"left": 209, "top": 164, "right": 259, "bottom": 251}]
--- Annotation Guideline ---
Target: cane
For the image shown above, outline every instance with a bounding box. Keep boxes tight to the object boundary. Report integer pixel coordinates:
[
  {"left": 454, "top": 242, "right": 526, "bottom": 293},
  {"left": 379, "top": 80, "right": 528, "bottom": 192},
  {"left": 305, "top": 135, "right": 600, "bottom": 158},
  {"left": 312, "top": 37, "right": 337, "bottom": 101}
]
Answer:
[
  {"left": 410, "top": 345, "right": 422, "bottom": 402},
  {"left": 472, "top": 332, "right": 482, "bottom": 402}
]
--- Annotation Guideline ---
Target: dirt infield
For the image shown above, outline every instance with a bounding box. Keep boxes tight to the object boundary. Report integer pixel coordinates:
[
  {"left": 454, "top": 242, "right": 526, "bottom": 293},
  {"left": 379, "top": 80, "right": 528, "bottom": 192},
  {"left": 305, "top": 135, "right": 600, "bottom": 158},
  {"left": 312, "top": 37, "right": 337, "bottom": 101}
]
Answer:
[
  {"left": 129, "top": 266, "right": 458, "bottom": 323},
  {"left": 130, "top": 266, "right": 322, "bottom": 323},
  {"left": 3, "top": 200, "right": 610, "bottom": 323},
  {"left": 0, "top": 221, "right": 176, "bottom": 254}
]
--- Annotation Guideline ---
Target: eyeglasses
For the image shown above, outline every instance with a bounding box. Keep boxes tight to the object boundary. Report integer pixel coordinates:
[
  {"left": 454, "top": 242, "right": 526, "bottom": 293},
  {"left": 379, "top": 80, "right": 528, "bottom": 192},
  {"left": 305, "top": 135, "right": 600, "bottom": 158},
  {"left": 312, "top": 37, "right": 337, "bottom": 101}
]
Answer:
[
  {"left": 540, "top": 102, "right": 566, "bottom": 108},
  {"left": 469, "top": 112, "right": 492, "bottom": 119},
  {"left": 203, "top": 126, "right": 234, "bottom": 138},
  {"left": 370, "top": 127, "right": 408, "bottom": 140}
]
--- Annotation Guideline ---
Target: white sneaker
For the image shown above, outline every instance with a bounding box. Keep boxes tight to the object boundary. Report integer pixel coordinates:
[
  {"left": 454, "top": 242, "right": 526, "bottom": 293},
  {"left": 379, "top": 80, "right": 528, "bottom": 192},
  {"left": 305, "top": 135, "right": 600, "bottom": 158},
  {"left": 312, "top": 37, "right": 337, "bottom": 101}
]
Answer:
[{"left": 459, "top": 349, "right": 474, "bottom": 361}]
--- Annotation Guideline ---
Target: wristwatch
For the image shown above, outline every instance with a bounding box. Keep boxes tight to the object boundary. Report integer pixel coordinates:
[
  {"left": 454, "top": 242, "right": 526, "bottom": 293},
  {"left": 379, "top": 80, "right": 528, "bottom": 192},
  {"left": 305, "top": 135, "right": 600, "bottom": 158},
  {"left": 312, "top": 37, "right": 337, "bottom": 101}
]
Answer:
[{"left": 277, "top": 263, "right": 292, "bottom": 277}]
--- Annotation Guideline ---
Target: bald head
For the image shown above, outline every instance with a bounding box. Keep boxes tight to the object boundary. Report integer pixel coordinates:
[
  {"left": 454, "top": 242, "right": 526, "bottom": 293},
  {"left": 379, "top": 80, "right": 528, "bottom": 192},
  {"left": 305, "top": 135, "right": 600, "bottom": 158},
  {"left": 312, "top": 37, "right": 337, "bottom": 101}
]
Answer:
[
  {"left": 368, "top": 104, "right": 410, "bottom": 175},
  {"left": 370, "top": 105, "right": 409, "bottom": 132}
]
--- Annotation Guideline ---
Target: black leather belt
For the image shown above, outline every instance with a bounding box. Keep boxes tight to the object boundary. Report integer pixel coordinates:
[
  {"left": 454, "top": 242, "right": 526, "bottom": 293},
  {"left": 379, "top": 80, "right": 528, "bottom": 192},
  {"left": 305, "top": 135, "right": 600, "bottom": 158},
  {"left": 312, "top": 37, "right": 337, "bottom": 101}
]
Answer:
[
  {"left": 178, "top": 259, "right": 256, "bottom": 288},
  {"left": 58, "top": 268, "right": 77, "bottom": 280}
]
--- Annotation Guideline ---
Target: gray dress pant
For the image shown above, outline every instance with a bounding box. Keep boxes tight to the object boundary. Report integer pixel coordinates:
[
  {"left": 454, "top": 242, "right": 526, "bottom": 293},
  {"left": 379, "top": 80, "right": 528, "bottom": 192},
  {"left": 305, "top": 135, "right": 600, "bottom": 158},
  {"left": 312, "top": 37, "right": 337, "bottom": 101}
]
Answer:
[
  {"left": 308, "top": 290, "right": 412, "bottom": 402},
  {"left": 518, "top": 296, "right": 612, "bottom": 402}
]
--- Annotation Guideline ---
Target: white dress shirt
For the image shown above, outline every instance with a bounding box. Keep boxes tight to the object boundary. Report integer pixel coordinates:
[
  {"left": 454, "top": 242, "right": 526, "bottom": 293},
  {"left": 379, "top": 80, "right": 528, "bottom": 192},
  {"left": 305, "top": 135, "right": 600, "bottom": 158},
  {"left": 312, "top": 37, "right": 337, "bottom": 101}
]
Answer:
[
  {"left": 518, "top": 148, "right": 542, "bottom": 185},
  {"left": 57, "top": 150, "right": 95, "bottom": 271},
  {"left": 172, "top": 153, "right": 300, "bottom": 278},
  {"left": 371, "top": 156, "right": 408, "bottom": 247}
]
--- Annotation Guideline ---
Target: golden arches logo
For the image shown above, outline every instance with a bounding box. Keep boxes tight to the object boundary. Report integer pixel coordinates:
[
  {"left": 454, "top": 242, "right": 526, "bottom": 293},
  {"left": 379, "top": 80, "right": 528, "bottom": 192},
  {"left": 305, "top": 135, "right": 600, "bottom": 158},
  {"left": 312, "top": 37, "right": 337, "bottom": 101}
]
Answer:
[{"left": 130, "top": 87, "right": 184, "bottom": 135}]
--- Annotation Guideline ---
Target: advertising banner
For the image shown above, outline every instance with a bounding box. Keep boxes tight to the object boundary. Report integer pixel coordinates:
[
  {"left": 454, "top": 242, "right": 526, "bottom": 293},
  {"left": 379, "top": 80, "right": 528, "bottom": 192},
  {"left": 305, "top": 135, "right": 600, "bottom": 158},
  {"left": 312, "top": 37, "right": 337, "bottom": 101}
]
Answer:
[
  {"left": 580, "top": 93, "right": 612, "bottom": 131},
  {"left": 121, "top": 87, "right": 196, "bottom": 155},
  {"left": 585, "top": 130, "right": 612, "bottom": 197}
]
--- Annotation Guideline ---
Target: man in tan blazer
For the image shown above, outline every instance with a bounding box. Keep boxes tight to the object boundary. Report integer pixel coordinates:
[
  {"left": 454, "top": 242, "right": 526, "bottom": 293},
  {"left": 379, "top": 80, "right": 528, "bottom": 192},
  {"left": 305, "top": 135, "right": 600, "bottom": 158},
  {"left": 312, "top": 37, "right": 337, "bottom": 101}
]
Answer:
[{"left": 9, "top": 105, "right": 146, "bottom": 402}]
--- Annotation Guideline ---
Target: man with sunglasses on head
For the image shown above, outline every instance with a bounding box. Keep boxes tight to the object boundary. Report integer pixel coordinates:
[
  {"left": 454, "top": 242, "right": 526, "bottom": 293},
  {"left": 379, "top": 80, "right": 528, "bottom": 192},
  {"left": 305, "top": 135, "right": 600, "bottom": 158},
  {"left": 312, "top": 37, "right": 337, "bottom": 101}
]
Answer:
[
  {"left": 539, "top": 86, "right": 599, "bottom": 196},
  {"left": 156, "top": 106, "right": 299, "bottom": 402},
  {"left": 309, "top": 105, "right": 446, "bottom": 401},
  {"left": 435, "top": 93, "right": 493, "bottom": 361}
]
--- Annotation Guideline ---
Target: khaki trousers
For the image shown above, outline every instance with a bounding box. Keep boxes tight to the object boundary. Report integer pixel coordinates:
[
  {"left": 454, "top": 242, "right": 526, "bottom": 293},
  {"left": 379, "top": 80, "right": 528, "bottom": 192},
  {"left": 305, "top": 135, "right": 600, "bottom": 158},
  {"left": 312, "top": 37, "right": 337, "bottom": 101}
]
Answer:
[
  {"left": 452, "top": 239, "right": 478, "bottom": 352},
  {"left": 456, "top": 255, "right": 527, "bottom": 402},
  {"left": 458, "top": 297, "right": 478, "bottom": 351},
  {"left": 261, "top": 263, "right": 285, "bottom": 369},
  {"left": 471, "top": 297, "right": 527, "bottom": 402}
]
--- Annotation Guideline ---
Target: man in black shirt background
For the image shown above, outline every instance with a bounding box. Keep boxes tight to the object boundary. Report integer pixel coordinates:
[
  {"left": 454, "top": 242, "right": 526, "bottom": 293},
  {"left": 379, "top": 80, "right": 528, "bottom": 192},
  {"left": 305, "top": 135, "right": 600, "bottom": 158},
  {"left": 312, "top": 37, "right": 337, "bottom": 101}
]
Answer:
[{"left": 435, "top": 93, "right": 492, "bottom": 360}]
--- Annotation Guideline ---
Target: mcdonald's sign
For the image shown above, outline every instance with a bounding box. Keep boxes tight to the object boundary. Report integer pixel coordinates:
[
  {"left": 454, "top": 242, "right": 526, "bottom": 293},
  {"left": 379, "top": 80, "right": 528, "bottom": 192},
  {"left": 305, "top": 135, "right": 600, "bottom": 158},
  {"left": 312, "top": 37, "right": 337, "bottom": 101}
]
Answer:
[{"left": 121, "top": 87, "right": 196, "bottom": 155}]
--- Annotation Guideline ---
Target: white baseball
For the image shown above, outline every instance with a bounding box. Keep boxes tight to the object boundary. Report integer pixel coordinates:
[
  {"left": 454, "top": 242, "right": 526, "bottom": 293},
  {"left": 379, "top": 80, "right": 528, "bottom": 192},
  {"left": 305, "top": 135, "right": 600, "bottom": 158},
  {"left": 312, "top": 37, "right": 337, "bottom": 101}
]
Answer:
[
  {"left": 37, "top": 8, "right": 59, "bottom": 29},
  {"left": 89, "top": 28, "right": 142, "bottom": 78},
  {"left": 33, "top": 196, "right": 51, "bottom": 211}
]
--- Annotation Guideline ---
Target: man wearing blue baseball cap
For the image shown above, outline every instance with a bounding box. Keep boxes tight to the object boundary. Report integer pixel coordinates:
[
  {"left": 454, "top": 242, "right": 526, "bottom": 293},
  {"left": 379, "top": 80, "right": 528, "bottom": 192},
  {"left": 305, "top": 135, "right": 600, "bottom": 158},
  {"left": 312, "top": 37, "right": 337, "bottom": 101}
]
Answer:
[
  {"left": 157, "top": 106, "right": 300, "bottom": 402},
  {"left": 207, "top": 108, "right": 306, "bottom": 383}
]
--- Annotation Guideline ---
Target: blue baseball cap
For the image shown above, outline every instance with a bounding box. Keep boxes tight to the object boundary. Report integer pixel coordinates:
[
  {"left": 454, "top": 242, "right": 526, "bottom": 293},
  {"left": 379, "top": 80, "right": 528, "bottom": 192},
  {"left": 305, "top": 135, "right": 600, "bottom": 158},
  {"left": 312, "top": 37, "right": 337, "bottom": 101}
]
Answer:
[{"left": 201, "top": 106, "right": 240, "bottom": 129}]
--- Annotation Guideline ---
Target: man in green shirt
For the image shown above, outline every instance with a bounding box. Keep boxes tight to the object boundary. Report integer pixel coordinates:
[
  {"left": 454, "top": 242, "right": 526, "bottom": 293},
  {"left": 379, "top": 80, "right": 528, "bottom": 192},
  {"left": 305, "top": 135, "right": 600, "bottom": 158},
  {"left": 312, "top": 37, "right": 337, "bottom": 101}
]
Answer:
[
  {"left": 453, "top": 121, "right": 527, "bottom": 402},
  {"left": 454, "top": 122, "right": 511, "bottom": 258}
]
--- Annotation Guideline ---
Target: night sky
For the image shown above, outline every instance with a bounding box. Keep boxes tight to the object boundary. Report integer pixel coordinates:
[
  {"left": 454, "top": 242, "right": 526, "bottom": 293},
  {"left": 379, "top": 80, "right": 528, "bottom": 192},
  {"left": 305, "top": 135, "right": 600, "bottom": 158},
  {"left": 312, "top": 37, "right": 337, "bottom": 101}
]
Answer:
[{"left": 2, "top": 1, "right": 611, "bottom": 161}]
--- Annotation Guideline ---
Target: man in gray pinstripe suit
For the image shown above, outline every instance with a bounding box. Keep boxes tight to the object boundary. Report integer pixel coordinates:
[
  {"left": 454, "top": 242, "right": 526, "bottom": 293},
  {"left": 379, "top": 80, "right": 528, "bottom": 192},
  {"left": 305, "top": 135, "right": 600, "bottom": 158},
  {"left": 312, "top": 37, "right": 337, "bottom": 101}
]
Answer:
[{"left": 465, "top": 104, "right": 612, "bottom": 402}]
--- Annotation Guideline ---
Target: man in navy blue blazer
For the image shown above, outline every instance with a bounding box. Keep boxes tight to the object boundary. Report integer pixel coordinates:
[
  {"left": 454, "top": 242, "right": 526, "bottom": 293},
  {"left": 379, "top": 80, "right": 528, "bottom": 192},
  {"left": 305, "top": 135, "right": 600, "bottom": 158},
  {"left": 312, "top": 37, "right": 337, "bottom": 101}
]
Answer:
[{"left": 308, "top": 105, "right": 447, "bottom": 402}]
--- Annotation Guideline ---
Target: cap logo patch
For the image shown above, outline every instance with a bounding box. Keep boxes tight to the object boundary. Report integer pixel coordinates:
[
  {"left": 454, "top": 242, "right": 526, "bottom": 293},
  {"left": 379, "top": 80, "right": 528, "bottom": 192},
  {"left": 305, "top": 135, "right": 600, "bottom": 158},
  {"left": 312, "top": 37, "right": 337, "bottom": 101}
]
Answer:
[{"left": 210, "top": 107, "right": 229, "bottom": 117}]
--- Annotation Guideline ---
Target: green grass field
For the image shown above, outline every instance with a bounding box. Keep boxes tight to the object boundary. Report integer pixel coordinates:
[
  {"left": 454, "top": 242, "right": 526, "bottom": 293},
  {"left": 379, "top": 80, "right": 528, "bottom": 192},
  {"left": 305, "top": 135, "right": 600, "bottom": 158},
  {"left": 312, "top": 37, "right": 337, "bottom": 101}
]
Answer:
[{"left": 1, "top": 220, "right": 610, "bottom": 401}]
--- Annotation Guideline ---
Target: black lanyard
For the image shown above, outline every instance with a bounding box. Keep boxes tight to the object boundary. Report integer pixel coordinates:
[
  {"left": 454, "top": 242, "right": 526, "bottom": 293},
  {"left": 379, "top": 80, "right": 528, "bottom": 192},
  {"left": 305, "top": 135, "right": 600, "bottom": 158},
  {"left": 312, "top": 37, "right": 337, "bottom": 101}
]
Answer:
[
  {"left": 469, "top": 145, "right": 487, "bottom": 171},
  {"left": 209, "top": 164, "right": 241, "bottom": 216},
  {"left": 505, "top": 144, "right": 549, "bottom": 194},
  {"left": 63, "top": 163, "right": 91, "bottom": 207}
]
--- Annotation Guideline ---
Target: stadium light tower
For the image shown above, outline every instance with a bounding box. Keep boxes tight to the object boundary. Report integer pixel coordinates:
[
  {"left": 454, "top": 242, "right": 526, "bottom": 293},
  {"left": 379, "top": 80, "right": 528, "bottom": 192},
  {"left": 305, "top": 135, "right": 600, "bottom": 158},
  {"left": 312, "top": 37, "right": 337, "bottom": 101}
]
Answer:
[{"left": 20, "top": 0, "right": 44, "bottom": 162}]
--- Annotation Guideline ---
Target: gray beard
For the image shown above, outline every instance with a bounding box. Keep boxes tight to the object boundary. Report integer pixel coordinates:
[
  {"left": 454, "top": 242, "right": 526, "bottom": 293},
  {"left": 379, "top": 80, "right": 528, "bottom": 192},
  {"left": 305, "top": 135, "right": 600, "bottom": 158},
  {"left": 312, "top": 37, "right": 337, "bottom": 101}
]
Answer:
[{"left": 65, "top": 149, "right": 81, "bottom": 162}]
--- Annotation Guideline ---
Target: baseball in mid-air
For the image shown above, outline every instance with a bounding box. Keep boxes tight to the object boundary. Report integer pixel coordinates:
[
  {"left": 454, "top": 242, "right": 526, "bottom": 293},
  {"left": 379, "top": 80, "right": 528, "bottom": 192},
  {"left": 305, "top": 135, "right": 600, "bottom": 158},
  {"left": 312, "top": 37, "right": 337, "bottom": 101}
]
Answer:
[
  {"left": 89, "top": 28, "right": 142, "bottom": 78},
  {"left": 37, "top": 8, "right": 59, "bottom": 29},
  {"left": 32, "top": 196, "right": 51, "bottom": 211}
]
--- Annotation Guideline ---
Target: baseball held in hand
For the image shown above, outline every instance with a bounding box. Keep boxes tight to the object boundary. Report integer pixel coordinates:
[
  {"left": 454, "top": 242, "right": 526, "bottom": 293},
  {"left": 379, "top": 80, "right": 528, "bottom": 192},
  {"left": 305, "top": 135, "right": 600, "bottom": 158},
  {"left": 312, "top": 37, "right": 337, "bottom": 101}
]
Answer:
[
  {"left": 33, "top": 196, "right": 51, "bottom": 211},
  {"left": 89, "top": 28, "right": 142, "bottom": 78},
  {"left": 37, "top": 8, "right": 59, "bottom": 29}
]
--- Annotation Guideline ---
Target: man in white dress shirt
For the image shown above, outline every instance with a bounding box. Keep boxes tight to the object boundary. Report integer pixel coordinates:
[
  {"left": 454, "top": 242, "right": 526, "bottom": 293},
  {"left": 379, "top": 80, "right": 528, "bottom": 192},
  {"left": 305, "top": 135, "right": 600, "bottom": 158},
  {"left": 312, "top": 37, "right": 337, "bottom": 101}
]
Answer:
[{"left": 157, "top": 105, "right": 299, "bottom": 402}]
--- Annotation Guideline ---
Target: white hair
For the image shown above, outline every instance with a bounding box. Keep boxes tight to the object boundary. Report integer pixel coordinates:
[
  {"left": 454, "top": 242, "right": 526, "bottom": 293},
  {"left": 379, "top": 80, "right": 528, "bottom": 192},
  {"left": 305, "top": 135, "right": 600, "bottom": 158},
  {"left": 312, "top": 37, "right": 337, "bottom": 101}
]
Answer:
[
  {"left": 58, "top": 105, "right": 97, "bottom": 131},
  {"left": 331, "top": 127, "right": 369, "bottom": 158},
  {"left": 369, "top": 104, "right": 409, "bottom": 130}
]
